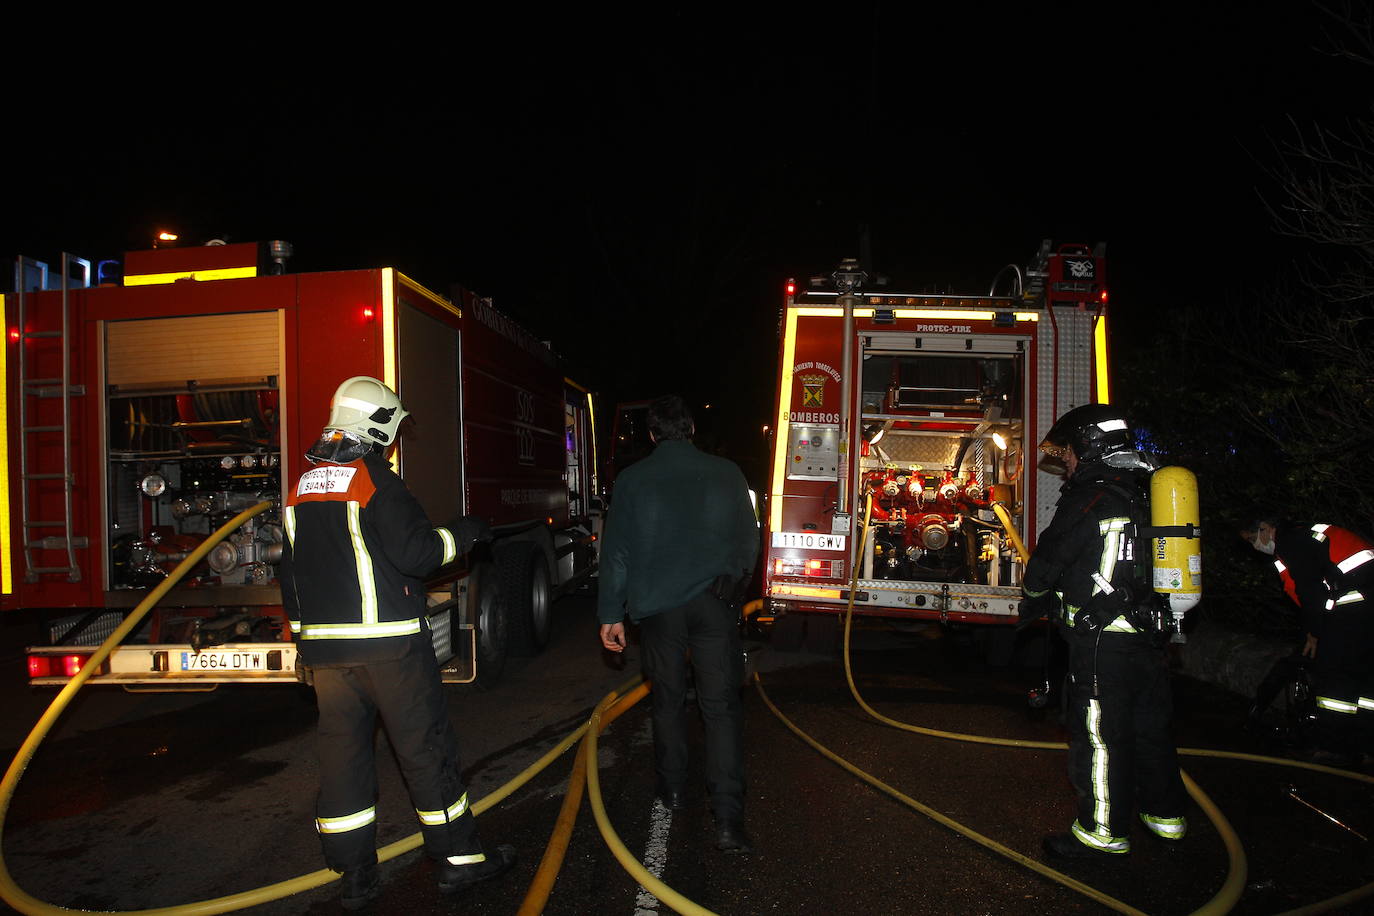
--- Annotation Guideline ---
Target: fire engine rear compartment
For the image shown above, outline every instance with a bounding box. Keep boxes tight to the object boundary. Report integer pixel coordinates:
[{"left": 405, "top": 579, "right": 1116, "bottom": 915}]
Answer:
[
  {"left": 767, "top": 245, "right": 1110, "bottom": 627},
  {"left": 855, "top": 338, "right": 1026, "bottom": 596},
  {"left": 768, "top": 314, "right": 1036, "bottom": 626},
  {"left": 104, "top": 312, "right": 286, "bottom": 602},
  {"left": 850, "top": 338, "right": 1028, "bottom": 620},
  {"left": 92, "top": 310, "right": 291, "bottom": 663}
]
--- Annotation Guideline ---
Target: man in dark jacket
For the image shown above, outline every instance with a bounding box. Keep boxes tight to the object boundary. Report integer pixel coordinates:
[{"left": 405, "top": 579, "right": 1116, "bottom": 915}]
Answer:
[
  {"left": 1242, "top": 517, "right": 1374, "bottom": 759},
  {"left": 598, "top": 395, "right": 760, "bottom": 853},
  {"left": 1021, "top": 404, "right": 1187, "bottom": 860},
  {"left": 281, "top": 376, "right": 514, "bottom": 909}
]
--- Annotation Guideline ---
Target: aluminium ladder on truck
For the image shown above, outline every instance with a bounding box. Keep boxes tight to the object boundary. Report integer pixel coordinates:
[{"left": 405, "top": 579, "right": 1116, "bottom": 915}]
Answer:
[{"left": 12, "top": 254, "right": 90, "bottom": 585}]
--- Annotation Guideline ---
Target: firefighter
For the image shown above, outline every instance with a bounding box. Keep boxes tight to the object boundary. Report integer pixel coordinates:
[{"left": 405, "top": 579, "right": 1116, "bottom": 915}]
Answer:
[
  {"left": 280, "top": 376, "right": 515, "bottom": 909},
  {"left": 1241, "top": 517, "right": 1374, "bottom": 761},
  {"left": 1020, "top": 404, "right": 1188, "bottom": 859}
]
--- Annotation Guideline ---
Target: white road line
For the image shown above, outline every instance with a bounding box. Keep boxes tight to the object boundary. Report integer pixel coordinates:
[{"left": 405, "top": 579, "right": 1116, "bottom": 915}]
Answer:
[{"left": 633, "top": 799, "right": 673, "bottom": 916}]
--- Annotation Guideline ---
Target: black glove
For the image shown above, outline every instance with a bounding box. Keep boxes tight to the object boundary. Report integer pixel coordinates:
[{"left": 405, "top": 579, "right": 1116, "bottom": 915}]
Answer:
[
  {"left": 1017, "top": 591, "right": 1059, "bottom": 630},
  {"left": 444, "top": 516, "right": 493, "bottom": 549}
]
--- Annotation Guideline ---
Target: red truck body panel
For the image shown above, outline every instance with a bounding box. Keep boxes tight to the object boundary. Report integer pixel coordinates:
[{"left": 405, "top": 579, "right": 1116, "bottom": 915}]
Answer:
[{"left": 3, "top": 244, "right": 597, "bottom": 685}]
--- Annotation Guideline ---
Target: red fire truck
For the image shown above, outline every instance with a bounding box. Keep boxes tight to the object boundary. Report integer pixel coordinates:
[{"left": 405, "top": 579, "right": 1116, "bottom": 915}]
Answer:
[
  {"left": 2, "top": 240, "right": 600, "bottom": 687},
  {"left": 761, "top": 241, "right": 1109, "bottom": 638}
]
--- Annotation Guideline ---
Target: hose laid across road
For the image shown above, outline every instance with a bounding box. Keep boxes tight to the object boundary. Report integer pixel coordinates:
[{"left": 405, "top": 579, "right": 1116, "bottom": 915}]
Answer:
[
  {"left": 4, "top": 498, "right": 1369, "bottom": 915},
  {"left": 584, "top": 683, "right": 719, "bottom": 916},
  {"left": 517, "top": 680, "right": 650, "bottom": 916},
  {"left": 0, "top": 503, "right": 652, "bottom": 916},
  {"left": 751, "top": 494, "right": 1373, "bottom": 916}
]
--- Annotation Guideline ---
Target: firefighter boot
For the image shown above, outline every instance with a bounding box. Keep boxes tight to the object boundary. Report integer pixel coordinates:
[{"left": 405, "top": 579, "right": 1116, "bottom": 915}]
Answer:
[
  {"left": 436, "top": 845, "right": 517, "bottom": 894},
  {"left": 1042, "top": 833, "right": 1128, "bottom": 862},
  {"left": 339, "top": 864, "right": 381, "bottom": 911}
]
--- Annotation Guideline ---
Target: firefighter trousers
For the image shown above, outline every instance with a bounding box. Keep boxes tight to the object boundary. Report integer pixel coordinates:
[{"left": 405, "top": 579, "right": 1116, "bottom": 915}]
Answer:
[
  {"left": 1311, "top": 596, "right": 1374, "bottom": 754},
  {"left": 1063, "top": 630, "right": 1186, "bottom": 850},
  {"left": 638, "top": 589, "right": 747, "bottom": 822},
  {"left": 311, "top": 635, "right": 482, "bottom": 872}
]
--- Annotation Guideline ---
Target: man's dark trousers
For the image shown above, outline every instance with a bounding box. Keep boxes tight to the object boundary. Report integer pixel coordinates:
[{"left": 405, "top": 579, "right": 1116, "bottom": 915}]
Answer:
[{"left": 638, "top": 589, "right": 746, "bottom": 821}]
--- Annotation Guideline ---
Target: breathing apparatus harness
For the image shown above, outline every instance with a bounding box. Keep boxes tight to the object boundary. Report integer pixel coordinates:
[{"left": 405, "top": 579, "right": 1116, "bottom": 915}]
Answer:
[
  {"left": 1057, "top": 471, "right": 1159, "bottom": 699},
  {"left": 1041, "top": 404, "right": 1202, "bottom": 641},
  {"left": 1073, "top": 474, "right": 1174, "bottom": 640}
]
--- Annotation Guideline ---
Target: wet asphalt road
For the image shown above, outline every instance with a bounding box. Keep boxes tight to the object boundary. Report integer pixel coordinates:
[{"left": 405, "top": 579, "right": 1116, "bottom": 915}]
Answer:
[{"left": 2, "top": 600, "right": 1372, "bottom": 916}]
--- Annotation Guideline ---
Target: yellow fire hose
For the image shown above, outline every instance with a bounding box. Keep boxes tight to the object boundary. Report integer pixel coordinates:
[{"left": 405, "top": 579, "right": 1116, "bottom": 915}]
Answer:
[
  {"left": 517, "top": 680, "right": 649, "bottom": 916},
  {"left": 584, "top": 681, "right": 720, "bottom": 916},
  {"left": 752, "top": 493, "right": 1373, "bottom": 915},
  {"left": 0, "top": 504, "right": 653, "bottom": 916},
  {"left": 4, "top": 497, "right": 1369, "bottom": 915}
]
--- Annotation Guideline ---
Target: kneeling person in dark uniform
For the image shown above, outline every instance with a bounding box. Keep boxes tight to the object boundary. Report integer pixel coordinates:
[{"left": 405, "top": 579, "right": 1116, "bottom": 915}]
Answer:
[{"left": 281, "top": 376, "right": 515, "bottom": 909}]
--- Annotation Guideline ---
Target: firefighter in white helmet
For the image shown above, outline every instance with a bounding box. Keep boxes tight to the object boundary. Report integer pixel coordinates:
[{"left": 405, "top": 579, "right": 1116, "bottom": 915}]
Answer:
[
  {"left": 280, "top": 376, "right": 515, "bottom": 909},
  {"left": 1020, "top": 404, "right": 1188, "bottom": 860}
]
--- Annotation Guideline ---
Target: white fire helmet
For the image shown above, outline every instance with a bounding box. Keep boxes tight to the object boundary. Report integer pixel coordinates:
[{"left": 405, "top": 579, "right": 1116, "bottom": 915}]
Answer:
[{"left": 325, "top": 376, "right": 409, "bottom": 447}]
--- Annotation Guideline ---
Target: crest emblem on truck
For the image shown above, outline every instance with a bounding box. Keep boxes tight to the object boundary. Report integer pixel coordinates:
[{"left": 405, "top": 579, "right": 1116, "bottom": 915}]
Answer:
[
  {"left": 800, "top": 374, "right": 826, "bottom": 407},
  {"left": 1064, "top": 258, "right": 1096, "bottom": 279}
]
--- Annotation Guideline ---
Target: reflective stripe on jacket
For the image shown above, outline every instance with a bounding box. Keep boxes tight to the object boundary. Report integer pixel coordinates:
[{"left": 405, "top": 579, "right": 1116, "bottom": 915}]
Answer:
[
  {"left": 1274, "top": 524, "right": 1373, "bottom": 635},
  {"left": 1023, "top": 465, "right": 1150, "bottom": 634},
  {"left": 281, "top": 453, "right": 458, "bottom": 665}
]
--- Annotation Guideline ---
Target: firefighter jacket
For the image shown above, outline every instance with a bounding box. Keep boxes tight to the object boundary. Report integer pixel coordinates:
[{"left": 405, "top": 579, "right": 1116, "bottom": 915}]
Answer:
[
  {"left": 1273, "top": 524, "right": 1374, "bottom": 639},
  {"left": 597, "top": 439, "right": 759, "bottom": 624},
  {"left": 1023, "top": 464, "right": 1152, "bottom": 635},
  {"left": 281, "top": 452, "right": 461, "bottom": 666}
]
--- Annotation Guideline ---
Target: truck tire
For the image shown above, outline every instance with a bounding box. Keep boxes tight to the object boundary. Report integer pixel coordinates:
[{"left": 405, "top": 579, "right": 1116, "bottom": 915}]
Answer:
[
  {"left": 501, "top": 542, "right": 552, "bottom": 656},
  {"left": 473, "top": 562, "right": 507, "bottom": 689}
]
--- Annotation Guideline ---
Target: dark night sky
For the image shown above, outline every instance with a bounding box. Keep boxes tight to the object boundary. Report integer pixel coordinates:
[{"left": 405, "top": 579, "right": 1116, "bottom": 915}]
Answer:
[{"left": 7, "top": 3, "right": 1367, "bottom": 466}]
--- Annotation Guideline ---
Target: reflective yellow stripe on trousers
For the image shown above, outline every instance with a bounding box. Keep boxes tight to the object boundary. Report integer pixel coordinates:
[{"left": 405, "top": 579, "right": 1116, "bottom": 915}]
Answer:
[
  {"left": 416, "top": 792, "right": 469, "bottom": 826},
  {"left": 317, "top": 805, "right": 376, "bottom": 834}
]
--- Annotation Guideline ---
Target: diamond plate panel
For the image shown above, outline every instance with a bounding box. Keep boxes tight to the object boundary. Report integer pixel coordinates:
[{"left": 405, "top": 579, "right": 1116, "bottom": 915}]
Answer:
[{"left": 875, "top": 433, "right": 961, "bottom": 468}]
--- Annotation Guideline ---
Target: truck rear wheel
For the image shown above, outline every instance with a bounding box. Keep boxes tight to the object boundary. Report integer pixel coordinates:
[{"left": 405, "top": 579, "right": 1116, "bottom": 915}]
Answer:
[
  {"left": 473, "top": 562, "right": 507, "bottom": 689},
  {"left": 501, "top": 542, "right": 552, "bottom": 656}
]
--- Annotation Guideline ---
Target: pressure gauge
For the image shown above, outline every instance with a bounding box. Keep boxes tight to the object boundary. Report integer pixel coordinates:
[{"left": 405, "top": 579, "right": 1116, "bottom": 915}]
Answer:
[
  {"left": 240, "top": 455, "right": 257, "bottom": 469},
  {"left": 139, "top": 473, "right": 167, "bottom": 498},
  {"left": 220, "top": 456, "right": 237, "bottom": 470}
]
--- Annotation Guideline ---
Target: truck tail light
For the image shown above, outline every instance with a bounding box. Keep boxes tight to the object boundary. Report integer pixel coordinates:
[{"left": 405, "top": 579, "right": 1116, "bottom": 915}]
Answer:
[
  {"left": 27, "top": 653, "right": 105, "bottom": 679},
  {"left": 773, "top": 557, "right": 844, "bottom": 578}
]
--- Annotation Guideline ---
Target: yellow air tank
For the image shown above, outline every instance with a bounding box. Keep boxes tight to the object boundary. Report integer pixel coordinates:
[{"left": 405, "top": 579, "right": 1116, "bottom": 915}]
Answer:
[{"left": 1150, "top": 466, "right": 1201, "bottom": 622}]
